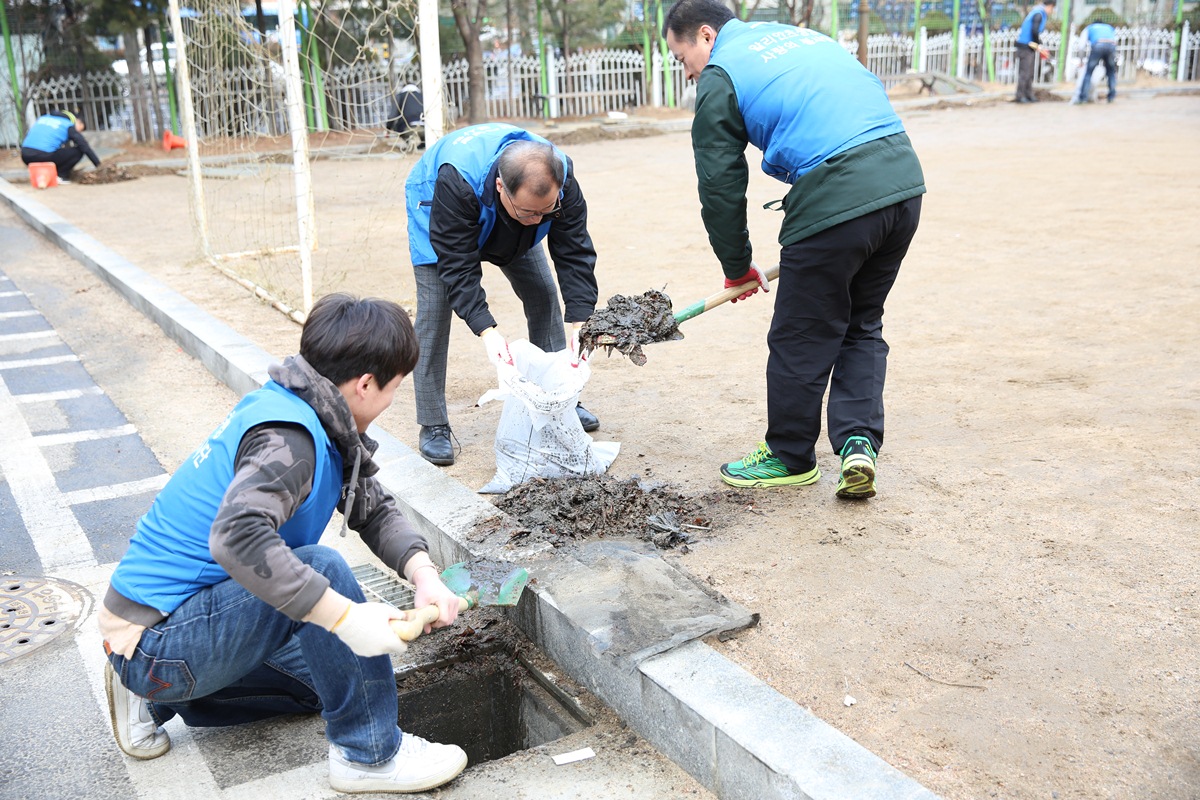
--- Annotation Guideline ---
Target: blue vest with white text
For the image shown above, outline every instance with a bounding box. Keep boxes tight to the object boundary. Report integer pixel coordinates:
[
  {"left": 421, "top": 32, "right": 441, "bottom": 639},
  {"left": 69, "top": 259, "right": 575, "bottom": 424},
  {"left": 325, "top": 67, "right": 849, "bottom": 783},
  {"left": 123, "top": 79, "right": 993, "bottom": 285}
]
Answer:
[
  {"left": 108, "top": 382, "right": 342, "bottom": 615},
  {"left": 405, "top": 123, "right": 567, "bottom": 266},
  {"left": 1017, "top": 6, "right": 1049, "bottom": 44},
  {"left": 706, "top": 20, "right": 907, "bottom": 184},
  {"left": 22, "top": 114, "right": 73, "bottom": 152}
]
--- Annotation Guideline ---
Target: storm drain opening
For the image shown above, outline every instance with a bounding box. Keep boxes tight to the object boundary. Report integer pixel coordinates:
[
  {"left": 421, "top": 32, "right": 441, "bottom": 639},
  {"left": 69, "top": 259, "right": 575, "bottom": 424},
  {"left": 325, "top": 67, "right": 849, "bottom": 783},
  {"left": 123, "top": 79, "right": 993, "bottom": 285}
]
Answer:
[{"left": 354, "top": 563, "right": 594, "bottom": 767}]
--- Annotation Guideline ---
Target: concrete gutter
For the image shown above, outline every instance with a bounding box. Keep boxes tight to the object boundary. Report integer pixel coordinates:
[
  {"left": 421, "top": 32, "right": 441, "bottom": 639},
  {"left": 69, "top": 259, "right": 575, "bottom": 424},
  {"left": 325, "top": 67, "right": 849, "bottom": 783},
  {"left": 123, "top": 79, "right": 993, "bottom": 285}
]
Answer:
[{"left": 0, "top": 175, "right": 939, "bottom": 800}]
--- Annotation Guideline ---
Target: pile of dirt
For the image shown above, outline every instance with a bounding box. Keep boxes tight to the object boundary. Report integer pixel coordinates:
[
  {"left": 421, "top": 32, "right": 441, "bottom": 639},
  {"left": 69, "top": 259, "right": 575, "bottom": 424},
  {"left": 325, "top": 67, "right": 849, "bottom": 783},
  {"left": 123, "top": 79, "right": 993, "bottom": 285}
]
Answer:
[
  {"left": 484, "top": 474, "right": 750, "bottom": 549},
  {"left": 544, "top": 124, "right": 665, "bottom": 147},
  {"left": 578, "top": 289, "right": 682, "bottom": 366},
  {"left": 77, "top": 163, "right": 180, "bottom": 185}
]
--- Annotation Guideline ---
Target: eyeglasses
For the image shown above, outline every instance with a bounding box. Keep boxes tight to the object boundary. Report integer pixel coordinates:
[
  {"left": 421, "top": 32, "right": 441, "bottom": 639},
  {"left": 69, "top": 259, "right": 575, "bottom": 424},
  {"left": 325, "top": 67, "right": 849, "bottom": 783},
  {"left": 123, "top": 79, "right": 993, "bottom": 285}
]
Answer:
[{"left": 499, "top": 180, "right": 561, "bottom": 222}]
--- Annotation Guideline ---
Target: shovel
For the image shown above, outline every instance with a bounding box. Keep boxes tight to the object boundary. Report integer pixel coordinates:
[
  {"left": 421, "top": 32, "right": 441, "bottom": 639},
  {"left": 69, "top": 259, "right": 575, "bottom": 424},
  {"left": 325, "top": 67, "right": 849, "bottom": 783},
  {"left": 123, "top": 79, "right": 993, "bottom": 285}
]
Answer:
[
  {"left": 670, "top": 263, "right": 781, "bottom": 325},
  {"left": 390, "top": 560, "right": 530, "bottom": 641},
  {"left": 593, "top": 263, "right": 781, "bottom": 350}
]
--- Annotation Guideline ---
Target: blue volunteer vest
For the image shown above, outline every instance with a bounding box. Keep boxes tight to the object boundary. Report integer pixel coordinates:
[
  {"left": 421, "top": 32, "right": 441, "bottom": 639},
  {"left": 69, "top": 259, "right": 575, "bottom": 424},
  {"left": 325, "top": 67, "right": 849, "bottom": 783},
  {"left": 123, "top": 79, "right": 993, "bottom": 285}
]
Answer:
[
  {"left": 1088, "top": 23, "right": 1116, "bottom": 44},
  {"left": 22, "top": 114, "right": 73, "bottom": 152},
  {"left": 405, "top": 123, "right": 567, "bottom": 266},
  {"left": 1017, "top": 6, "right": 1049, "bottom": 44},
  {"left": 706, "top": 20, "right": 907, "bottom": 184},
  {"left": 109, "top": 382, "right": 343, "bottom": 615}
]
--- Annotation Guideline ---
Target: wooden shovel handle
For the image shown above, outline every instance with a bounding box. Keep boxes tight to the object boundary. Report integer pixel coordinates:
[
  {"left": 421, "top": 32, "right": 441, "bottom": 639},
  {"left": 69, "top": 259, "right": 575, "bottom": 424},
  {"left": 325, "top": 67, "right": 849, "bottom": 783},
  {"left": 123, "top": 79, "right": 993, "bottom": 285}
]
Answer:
[
  {"left": 390, "top": 596, "right": 470, "bottom": 642},
  {"left": 673, "top": 264, "right": 781, "bottom": 324}
]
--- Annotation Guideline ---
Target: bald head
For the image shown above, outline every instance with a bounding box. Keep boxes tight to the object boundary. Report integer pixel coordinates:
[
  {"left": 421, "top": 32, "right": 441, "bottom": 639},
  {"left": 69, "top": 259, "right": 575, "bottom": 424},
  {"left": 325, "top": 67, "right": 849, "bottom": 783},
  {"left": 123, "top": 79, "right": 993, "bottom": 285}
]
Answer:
[{"left": 496, "top": 141, "right": 564, "bottom": 197}]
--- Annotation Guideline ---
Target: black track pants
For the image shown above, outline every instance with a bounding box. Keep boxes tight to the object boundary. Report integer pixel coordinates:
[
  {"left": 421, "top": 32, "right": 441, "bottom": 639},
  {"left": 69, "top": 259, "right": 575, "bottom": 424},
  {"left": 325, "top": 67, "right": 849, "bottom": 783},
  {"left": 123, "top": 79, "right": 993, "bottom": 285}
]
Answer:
[{"left": 765, "top": 195, "right": 922, "bottom": 471}]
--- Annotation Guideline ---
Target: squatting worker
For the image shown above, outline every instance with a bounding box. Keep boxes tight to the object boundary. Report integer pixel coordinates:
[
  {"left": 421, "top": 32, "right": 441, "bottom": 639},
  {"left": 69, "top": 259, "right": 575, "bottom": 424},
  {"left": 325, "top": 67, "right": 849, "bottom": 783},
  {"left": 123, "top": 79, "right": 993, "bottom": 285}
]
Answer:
[
  {"left": 1014, "top": 0, "right": 1058, "bottom": 104},
  {"left": 20, "top": 109, "right": 100, "bottom": 183},
  {"left": 100, "top": 294, "right": 470, "bottom": 795},
  {"left": 664, "top": 0, "right": 925, "bottom": 499},
  {"left": 405, "top": 122, "right": 601, "bottom": 467}
]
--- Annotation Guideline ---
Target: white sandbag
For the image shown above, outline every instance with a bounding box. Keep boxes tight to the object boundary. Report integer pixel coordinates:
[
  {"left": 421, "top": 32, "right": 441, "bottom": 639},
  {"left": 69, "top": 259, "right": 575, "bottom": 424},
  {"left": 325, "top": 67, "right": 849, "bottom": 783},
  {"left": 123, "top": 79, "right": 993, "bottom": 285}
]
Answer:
[{"left": 478, "top": 339, "right": 620, "bottom": 494}]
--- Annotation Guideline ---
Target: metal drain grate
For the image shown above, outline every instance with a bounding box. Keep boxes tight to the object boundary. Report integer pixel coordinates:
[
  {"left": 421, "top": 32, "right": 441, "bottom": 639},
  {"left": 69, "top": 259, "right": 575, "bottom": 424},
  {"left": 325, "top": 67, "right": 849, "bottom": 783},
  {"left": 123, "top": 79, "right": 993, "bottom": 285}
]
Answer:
[
  {"left": 1, "top": 576, "right": 92, "bottom": 665},
  {"left": 351, "top": 563, "right": 415, "bottom": 610}
]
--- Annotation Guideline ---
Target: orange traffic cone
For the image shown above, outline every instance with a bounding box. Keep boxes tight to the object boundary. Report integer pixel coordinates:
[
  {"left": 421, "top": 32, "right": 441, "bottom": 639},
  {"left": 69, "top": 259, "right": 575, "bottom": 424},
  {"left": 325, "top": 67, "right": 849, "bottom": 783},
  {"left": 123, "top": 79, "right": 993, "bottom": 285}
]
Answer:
[
  {"left": 163, "top": 130, "right": 187, "bottom": 151},
  {"left": 28, "top": 162, "right": 58, "bottom": 189}
]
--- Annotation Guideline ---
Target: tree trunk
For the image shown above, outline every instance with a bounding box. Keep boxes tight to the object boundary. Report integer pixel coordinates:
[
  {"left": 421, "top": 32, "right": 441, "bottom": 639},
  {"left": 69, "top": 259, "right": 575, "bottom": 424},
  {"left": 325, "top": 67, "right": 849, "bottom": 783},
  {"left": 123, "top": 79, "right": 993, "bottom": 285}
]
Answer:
[
  {"left": 143, "top": 25, "right": 164, "bottom": 139},
  {"left": 451, "top": 0, "right": 489, "bottom": 123},
  {"left": 124, "top": 30, "right": 153, "bottom": 143},
  {"left": 857, "top": 0, "right": 870, "bottom": 66}
]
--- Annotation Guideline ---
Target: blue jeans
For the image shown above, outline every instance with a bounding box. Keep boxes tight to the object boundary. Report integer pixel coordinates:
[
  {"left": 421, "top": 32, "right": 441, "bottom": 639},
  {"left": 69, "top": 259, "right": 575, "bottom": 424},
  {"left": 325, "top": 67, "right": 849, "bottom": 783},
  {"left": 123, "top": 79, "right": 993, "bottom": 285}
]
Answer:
[
  {"left": 106, "top": 545, "right": 402, "bottom": 766},
  {"left": 1079, "top": 42, "right": 1118, "bottom": 102}
]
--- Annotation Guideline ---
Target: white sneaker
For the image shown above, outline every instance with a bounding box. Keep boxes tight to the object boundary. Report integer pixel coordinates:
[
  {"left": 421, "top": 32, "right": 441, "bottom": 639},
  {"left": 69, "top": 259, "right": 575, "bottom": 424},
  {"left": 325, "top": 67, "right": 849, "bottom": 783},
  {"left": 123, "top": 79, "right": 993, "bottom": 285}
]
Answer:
[
  {"left": 328, "top": 734, "right": 468, "bottom": 794},
  {"left": 105, "top": 662, "right": 171, "bottom": 759}
]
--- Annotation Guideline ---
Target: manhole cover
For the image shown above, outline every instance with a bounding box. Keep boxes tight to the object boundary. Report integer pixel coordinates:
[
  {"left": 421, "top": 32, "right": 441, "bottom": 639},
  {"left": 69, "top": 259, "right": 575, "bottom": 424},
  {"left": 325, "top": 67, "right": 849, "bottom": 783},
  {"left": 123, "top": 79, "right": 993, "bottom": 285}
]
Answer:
[{"left": 0, "top": 576, "right": 92, "bottom": 665}]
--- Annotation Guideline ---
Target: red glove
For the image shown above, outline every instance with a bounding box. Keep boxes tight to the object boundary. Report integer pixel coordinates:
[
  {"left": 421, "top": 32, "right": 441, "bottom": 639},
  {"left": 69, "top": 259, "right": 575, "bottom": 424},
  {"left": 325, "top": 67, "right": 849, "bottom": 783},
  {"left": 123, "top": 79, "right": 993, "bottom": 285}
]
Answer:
[{"left": 724, "top": 262, "right": 770, "bottom": 303}]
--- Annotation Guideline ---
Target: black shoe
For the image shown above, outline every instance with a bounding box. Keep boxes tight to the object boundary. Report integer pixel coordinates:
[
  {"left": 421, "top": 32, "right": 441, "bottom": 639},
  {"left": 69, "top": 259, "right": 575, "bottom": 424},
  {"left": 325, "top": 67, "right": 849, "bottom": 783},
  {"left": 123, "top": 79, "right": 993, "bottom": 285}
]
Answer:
[
  {"left": 576, "top": 403, "right": 599, "bottom": 432},
  {"left": 418, "top": 424, "right": 455, "bottom": 466}
]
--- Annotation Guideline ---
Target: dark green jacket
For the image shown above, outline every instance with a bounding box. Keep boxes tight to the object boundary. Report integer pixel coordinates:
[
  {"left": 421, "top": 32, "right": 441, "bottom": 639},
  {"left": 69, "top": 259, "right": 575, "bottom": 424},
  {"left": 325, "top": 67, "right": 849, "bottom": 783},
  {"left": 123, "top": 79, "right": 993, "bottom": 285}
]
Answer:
[{"left": 692, "top": 66, "right": 926, "bottom": 280}]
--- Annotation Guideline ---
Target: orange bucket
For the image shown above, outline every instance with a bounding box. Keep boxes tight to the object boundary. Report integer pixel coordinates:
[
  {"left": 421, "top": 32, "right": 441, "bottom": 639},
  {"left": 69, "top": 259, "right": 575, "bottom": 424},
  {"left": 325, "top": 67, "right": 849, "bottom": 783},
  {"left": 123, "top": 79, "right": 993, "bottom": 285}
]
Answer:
[
  {"left": 163, "top": 130, "right": 186, "bottom": 151},
  {"left": 28, "top": 162, "right": 58, "bottom": 189}
]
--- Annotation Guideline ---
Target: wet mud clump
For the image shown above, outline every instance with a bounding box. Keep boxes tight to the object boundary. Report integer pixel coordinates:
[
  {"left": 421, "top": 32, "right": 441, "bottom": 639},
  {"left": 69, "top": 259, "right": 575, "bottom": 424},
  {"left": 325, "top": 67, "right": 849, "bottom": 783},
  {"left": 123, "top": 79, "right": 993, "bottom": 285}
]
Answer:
[
  {"left": 578, "top": 289, "right": 682, "bottom": 366},
  {"left": 488, "top": 474, "right": 745, "bottom": 549}
]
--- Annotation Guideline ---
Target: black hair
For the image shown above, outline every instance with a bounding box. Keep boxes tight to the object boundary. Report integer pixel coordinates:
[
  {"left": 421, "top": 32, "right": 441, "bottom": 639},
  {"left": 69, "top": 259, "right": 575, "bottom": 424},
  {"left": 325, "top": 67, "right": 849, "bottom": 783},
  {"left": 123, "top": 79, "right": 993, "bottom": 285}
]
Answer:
[
  {"left": 663, "top": 0, "right": 735, "bottom": 42},
  {"left": 496, "top": 140, "right": 564, "bottom": 198},
  {"left": 300, "top": 293, "right": 418, "bottom": 387}
]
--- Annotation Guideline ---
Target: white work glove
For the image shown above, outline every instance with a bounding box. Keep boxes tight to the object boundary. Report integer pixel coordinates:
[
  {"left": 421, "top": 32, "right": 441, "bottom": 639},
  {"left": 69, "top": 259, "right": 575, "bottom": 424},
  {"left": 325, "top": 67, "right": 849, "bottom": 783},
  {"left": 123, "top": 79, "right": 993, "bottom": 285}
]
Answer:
[
  {"left": 724, "top": 260, "right": 771, "bottom": 303},
  {"left": 480, "top": 327, "right": 513, "bottom": 367},
  {"left": 330, "top": 601, "right": 409, "bottom": 657},
  {"left": 567, "top": 322, "right": 586, "bottom": 367}
]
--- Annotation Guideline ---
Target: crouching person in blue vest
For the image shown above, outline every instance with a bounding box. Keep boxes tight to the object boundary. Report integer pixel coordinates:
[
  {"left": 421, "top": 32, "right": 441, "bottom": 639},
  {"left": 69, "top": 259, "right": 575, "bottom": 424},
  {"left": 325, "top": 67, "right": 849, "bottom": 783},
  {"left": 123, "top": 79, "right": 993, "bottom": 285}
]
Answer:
[
  {"left": 405, "top": 123, "right": 601, "bottom": 466},
  {"left": 663, "top": 0, "right": 925, "bottom": 499},
  {"left": 99, "top": 293, "right": 470, "bottom": 794},
  {"left": 20, "top": 110, "right": 101, "bottom": 183}
]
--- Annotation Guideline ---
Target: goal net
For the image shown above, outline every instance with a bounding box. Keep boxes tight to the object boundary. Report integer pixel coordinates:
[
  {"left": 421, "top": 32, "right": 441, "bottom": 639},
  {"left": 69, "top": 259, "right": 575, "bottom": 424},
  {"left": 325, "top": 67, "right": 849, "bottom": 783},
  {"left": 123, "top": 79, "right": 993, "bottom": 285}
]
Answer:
[{"left": 168, "top": 0, "right": 435, "bottom": 319}]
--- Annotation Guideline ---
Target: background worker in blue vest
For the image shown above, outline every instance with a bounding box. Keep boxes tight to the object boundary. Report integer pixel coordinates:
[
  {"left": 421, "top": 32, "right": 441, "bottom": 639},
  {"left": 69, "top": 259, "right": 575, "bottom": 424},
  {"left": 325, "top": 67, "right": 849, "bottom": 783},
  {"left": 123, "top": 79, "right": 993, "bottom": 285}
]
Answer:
[
  {"left": 1015, "top": 0, "right": 1058, "bottom": 103},
  {"left": 20, "top": 109, "right": 101, "bottom": 183},
  {"left": 99, "top": 293, "right": 470, "bottom": 794},
  {"left": 405, "top": 123, "right": 600, "bottom": 467},
  {"left": 663, "top": 0, "right": 924, "bottom": 500},
  {"left": 1076, "top": 21, "right": 1118, "bottom": 103}
]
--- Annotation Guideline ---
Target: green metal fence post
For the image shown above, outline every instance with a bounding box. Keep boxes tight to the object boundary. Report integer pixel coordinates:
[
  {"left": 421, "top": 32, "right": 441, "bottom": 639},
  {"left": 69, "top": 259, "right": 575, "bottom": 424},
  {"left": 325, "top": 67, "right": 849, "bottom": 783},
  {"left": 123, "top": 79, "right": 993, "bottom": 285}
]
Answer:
[
  {"left": 1, "top": 0, "right": 24, "bottom": 139},
  {"left": 537, "top": 0, "right": 550, "bottom": 119},
  {"left": 159, "top": 21, "right": 179, "bottom": 134},
  {"left": 657, "top": 0, "right": 674, "bottom": 107}
]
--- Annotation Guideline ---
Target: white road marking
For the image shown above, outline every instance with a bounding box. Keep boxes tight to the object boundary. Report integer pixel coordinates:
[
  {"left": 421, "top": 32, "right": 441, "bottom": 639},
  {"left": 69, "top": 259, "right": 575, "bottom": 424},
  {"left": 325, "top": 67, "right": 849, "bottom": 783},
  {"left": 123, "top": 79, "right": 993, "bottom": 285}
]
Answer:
[
  {"left": 34, "top": 423, "right": 137, "bottom": 447},
  {"left": 0, "top": 374, "right": 97, "bottom": 571},
  {"left": 0, "top": 353, "right": 79, "bottom": 370},
  {"left": 0, "top": 329, "right": 57, "bottom": 343},
  {"left": 15, "top": 386, "right": 105, "bottom": 403},
  {"left": 0, "top": 309, "right": 40, "bottom": 319},
  {"left": 63, "top": 474, "right": 170, "bottom": 505}
]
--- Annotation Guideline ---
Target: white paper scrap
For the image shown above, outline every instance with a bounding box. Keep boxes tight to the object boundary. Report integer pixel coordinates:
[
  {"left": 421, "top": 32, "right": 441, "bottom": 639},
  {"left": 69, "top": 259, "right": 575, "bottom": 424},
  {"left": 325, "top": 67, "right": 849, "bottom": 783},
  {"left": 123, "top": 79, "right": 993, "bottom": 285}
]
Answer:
[{"left": 552, "top": 747, "right": 596, "bottom": 766}]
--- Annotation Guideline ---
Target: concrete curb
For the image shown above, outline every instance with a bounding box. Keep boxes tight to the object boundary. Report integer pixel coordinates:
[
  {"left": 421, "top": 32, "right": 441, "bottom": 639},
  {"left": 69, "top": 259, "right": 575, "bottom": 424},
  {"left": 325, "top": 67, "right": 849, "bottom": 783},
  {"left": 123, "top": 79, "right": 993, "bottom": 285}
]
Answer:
[{"left": 0, "top": 176, "right": 940, "bottom": 800}]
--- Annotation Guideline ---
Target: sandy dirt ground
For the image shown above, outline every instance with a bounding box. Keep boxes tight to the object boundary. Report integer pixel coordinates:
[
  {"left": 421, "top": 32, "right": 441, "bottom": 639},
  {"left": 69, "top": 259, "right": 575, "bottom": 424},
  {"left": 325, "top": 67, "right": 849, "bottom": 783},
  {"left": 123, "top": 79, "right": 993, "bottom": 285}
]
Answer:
[{"left": 4, "top": 91, "right": 1199, "bottom": 799}]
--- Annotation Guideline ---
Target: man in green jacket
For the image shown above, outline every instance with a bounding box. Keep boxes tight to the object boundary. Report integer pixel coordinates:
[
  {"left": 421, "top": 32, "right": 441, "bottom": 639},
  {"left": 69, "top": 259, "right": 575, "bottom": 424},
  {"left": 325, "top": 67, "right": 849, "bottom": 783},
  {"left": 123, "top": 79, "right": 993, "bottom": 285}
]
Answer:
[{"left": 664, "top": 0, "right": 925, "bottom": 499}]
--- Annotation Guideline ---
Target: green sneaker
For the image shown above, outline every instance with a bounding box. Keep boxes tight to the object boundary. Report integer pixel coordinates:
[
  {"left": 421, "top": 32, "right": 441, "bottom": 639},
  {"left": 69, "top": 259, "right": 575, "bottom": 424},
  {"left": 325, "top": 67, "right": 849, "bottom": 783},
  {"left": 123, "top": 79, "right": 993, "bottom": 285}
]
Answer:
[
  {"left": 720, "top": 442, "right": 820, "bottom": 488},
  {"left": 836, "top": 435, "right": 877, "bottom": 499}
]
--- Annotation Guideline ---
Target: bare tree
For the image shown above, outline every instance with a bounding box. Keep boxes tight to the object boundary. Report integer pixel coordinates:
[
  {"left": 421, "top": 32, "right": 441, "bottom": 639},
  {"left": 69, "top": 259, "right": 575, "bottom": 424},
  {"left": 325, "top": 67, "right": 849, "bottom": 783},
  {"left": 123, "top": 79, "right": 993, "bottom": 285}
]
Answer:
[{"left": 450, "top": 0, "right": 489, "bottom": 123}]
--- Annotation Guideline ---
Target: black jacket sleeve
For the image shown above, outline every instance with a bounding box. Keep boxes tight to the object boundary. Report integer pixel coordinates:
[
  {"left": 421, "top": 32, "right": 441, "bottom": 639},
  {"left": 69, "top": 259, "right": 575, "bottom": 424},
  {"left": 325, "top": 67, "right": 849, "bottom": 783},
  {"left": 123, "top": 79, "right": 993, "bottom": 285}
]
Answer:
[
  {"left": 546, "top": 157, "right": 599, "bottom": 324},
  {"left": 67, "top": 127, "right": 101, "bottom": 167},
  {"left": 428, "top": 164, "right": 496, "bottom": 334}
]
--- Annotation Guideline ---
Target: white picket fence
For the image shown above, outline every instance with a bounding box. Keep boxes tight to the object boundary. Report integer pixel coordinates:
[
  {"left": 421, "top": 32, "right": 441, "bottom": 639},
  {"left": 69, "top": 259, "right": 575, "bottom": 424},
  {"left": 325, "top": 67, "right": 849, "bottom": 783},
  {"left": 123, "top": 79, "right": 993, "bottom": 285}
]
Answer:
[{"left": 14, "top": 24, "right": 1199, "bottom": 142}]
